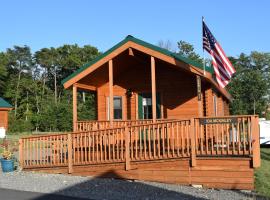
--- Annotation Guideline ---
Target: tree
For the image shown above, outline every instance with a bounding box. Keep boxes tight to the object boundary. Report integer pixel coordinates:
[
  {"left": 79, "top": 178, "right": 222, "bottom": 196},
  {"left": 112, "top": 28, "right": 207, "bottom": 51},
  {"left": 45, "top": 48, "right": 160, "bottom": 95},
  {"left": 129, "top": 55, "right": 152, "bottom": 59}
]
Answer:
[
  {"left": 157, "top": 40, "right": 175, "bottom": 52},
  {"left": 0, "top": 52, "right": 8, "bottom": 95},
  {"left": 0, "top": 43, "right": 100, "bottom": 132},
  {"left": 35, "top": 47, "right": 59, "bottom": 104},
  {"left": 5, "top": 46, "right": 33, "bottom": 117},
  {"left": 228, "top": 52, "right": 269, "bottom": 116},
  {"left": 177, "top": 40, "right": 203, "bottom": 64}
]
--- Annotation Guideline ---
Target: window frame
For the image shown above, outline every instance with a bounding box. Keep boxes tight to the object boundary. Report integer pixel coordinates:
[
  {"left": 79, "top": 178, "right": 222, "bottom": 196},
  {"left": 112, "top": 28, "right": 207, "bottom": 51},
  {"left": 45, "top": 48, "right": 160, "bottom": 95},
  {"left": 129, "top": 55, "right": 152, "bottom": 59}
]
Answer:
[{"left": 107, "top": 96, "right": 123, "bottom": 120}]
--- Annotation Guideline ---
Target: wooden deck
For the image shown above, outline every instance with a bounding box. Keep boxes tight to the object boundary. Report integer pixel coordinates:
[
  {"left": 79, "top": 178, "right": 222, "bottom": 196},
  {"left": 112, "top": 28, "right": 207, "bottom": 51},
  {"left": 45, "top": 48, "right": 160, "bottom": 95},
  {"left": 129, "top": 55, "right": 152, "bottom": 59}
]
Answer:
[{"left": 19, "top": 115, "right": 260, "bottom": 190}]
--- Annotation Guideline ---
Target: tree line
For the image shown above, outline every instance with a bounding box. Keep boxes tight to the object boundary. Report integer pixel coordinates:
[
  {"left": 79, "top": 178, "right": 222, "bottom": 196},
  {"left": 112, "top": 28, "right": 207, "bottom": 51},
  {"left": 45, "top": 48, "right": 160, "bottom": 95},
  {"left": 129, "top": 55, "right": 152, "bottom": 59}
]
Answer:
[
  {"left": 0, "top": 45, "right": 100, "bottom": 132},
  {"left": 0, "top": 41, "right": 269, "bottom": 133}
]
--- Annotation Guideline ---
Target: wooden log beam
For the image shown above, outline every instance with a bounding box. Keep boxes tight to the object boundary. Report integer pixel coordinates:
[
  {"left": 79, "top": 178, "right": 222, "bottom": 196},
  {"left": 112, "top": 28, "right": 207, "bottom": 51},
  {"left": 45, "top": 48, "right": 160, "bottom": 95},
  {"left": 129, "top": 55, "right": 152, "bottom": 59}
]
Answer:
[
  {"left": 109, "top": 60, "right": 114, "bottom": 126},
  {"left": 151, "top": 56, "right": 157, "bottom": 123},
  {"left": 74, "top": 83, "right": 96, "bottom": 91},
  {"left": 128, "top": 47, "right": 134, "bottom": 56},
  {"left": 73, "top": 85, "right": 77, "bottom": 132}
]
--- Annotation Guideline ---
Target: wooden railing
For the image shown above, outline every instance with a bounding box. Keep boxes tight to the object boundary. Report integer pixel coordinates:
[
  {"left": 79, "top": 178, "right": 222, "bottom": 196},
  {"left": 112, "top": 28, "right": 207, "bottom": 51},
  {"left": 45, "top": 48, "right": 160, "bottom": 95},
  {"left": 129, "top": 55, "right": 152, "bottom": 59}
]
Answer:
[
  {"left": 72, "top": 127, "right": 126, "bottom": 165},
  {"left": 194, "top": 116, "right": 255, "bottom": 156},
  {"left": 19, "top": 133, "right": 69, "bottom": 168},
  {"left": 129, "top": 120, "right": 191, "bottom": 161},
  {"left": 19, "top": 115, "right": 260, "bottom": 171},
  {"left": 75, "top": 119, "right": 175, "bottom": 132}
]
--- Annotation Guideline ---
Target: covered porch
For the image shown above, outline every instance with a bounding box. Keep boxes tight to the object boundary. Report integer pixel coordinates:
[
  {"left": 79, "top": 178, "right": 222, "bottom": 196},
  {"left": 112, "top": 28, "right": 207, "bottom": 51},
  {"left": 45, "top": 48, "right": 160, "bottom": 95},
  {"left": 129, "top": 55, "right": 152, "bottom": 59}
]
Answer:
[{"left": 65, "top": 36, "right": 231, "bottom": 132}]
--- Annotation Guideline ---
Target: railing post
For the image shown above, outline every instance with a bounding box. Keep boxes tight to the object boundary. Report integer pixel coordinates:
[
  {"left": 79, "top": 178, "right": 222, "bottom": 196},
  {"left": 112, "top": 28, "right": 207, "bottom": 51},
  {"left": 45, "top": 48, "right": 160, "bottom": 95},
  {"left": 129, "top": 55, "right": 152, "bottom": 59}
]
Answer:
[
  {"left": 67, "top": 133, "right": 73, "bottom": 173},
  {"left": 125, "top": 126, "right": 131, "bottom": 170},
  {"left": 252, "top": 116, "right": 260, "bottom": 168},
  {"left": 190, "top": 118, "right": 197, "bottom": 167},
  {"left": 19, "top": 138, "right": 23, "bottom": 169}
]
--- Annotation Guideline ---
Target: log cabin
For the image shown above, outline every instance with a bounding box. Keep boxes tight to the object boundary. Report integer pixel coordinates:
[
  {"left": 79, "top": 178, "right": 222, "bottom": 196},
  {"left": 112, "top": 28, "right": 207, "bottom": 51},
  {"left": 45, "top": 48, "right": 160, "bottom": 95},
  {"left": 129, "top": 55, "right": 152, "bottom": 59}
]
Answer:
[
  {"left": 19, "top": 35, "right": 260, "bottom": 190},
  {"left": 62, "top": 35, "right": 231, "bottom": 125},
  {"left": 0, "top": 97, "right": 12, "bottom": 130}
]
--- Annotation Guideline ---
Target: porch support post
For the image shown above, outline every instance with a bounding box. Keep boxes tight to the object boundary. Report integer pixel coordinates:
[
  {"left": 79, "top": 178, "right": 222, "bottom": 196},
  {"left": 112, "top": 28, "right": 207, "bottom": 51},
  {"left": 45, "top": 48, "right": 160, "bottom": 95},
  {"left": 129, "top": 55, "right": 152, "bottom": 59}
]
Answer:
[
  {"left": 151, "top": 56, "right": 157, "bottom": 123},
  {"left": 109, "top": 59, "right": 114, "bottom": 126},
  {"left": 73, "top": 85, "right": 77, "bottom": 132},
  {"left": 196, "top": 75, "right": 203, "bottom": 117}
]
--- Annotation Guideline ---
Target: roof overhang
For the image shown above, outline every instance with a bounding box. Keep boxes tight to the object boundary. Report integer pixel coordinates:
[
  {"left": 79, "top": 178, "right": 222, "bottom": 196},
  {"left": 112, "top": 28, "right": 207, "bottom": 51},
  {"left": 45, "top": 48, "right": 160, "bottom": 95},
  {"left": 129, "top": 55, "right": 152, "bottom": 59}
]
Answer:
[
  {"left": 0, "top": 107, "right": 13, "bottom": 111},
  {"left": 62, "top": 35, "right": 232, "bottom": 101}
]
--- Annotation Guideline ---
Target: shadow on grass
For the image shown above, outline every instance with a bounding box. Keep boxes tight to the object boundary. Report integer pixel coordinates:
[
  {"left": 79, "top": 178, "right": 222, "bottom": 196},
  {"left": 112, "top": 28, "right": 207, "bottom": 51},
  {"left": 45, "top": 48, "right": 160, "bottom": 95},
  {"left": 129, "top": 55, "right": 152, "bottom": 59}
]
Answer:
[{"left": 30, "top": 170, "right": 207, "bottom": 200}]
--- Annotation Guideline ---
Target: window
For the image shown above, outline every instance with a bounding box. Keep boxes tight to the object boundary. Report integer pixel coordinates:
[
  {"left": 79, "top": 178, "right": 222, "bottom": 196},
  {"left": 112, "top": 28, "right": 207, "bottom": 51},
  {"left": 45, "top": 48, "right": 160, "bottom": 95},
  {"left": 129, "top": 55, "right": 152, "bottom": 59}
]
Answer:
[
  {"left": 114, "top": 97, "right": 122, "bottom": 119},
  {"left": 107, "top": 96, "right": 123, "bottom": 120}
]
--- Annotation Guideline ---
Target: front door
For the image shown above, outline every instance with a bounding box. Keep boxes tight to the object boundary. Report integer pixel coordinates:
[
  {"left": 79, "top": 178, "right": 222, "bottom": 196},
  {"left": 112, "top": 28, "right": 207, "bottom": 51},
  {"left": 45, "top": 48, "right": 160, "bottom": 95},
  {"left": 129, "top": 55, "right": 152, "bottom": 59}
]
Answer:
[{"left": 138, "top": 93, "right": 161, "bottom": 119}]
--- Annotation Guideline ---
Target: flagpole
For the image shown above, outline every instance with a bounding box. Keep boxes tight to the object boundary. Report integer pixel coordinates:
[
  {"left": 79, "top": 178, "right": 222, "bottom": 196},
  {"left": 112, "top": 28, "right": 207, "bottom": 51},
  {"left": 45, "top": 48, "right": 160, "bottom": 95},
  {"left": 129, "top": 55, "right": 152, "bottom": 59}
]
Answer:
[{"left": 202, "top": 16, "right": 206, "bottom": 76}]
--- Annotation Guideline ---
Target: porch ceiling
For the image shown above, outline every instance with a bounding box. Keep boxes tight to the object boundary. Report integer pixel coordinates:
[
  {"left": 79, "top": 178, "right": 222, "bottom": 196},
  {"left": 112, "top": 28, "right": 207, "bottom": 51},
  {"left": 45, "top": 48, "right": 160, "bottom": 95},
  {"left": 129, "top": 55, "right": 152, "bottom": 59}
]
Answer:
[{"left": 77, "top": 48, "right": 198, "bottom": 91}]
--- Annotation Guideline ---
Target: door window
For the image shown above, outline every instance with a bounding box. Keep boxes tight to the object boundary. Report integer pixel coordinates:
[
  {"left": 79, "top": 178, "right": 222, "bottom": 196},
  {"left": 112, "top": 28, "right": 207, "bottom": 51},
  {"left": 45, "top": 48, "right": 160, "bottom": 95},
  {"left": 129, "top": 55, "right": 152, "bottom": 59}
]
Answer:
[
  {"left": 142, "top": 96, "right": 152, "bottom": 119},
  {"left": 138, "top": 93, "right": 161, "bottom": 119}
]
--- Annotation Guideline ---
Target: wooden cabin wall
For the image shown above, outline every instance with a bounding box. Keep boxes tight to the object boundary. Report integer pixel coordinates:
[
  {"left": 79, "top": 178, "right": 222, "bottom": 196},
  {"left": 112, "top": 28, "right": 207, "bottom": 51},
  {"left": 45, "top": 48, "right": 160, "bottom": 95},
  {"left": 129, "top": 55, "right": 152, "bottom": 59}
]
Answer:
[
  {"left": 0, "top": 110, "right": 8, "bottom": 129},
  {"left": 203, "top": 86, "right": 230, "bottom": 117},
  {"left": 204, "top": 87, "right": 214, "bottom": 116},
  {"left": 97, "top": 84, "right": 136, "bottom": 120},
  {"left": 217, "top": 95, "right": 224, "bottom": 116},
  {"left": 156, "top": 64, "right": 199, "bottom": 119},
  {"left": 96, "top": 62, "right": 202, "bottom": 120},
  {"left": 95, "top": 61, "right": 230, "bottom": 120},
  {"left": 224, "top": 99, "right": 230, "bottom": 116}
]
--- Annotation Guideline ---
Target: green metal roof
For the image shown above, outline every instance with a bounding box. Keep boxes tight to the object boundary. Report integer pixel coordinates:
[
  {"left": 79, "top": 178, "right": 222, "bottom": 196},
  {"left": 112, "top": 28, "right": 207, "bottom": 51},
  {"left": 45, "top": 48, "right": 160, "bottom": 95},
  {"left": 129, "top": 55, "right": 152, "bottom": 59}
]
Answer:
[
  {"left": 0, "top": 97, "right": 12, "bottom": 108},
  {"left": 61, "top": 35, "right": 213, "bottom": 85}
]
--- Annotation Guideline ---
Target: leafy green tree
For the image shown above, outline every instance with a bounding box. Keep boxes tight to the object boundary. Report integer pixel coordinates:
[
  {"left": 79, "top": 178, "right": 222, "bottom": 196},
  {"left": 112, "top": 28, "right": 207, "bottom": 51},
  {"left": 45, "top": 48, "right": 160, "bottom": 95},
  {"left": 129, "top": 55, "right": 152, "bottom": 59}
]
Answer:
[
  {"left": 1, "top": 43, "right": 100, "bottom": 132},
  {"left": 35, "top": 47, "right": 59, "bottom": 104},
  {"left": 177, "top": 40, "right": 203, "bottom": 64},
  {"left": 228, "top": 52, "right": 269, "bottom": 116},
  {"left": 5, "top": 46, "right": 33, "bottom": 117},
  {"left": 0, "top": 52, "right": 8, "bottom": 95}
]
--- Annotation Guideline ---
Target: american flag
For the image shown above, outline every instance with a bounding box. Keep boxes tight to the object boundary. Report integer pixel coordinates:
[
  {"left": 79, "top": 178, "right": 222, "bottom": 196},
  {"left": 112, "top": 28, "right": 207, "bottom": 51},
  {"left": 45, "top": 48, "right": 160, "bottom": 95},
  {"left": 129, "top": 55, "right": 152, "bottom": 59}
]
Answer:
[{"left": 203, "top": 20, "right": 236, "bottom": 88}]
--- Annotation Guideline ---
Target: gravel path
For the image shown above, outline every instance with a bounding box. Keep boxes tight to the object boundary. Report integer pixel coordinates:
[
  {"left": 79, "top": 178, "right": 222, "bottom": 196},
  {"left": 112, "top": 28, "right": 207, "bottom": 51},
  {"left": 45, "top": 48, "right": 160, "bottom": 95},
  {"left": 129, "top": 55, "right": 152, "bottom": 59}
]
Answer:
[{"left": 0, "top": 170, "right": 265, "bottom": 200}]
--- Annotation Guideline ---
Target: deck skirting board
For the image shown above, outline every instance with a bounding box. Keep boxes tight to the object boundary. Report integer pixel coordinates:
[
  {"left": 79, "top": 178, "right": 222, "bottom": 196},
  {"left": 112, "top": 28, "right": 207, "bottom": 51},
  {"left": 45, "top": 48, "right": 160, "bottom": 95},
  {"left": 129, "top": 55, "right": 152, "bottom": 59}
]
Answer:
[{"left": 23, "top": 157, "right": 254, "bottom": 190}]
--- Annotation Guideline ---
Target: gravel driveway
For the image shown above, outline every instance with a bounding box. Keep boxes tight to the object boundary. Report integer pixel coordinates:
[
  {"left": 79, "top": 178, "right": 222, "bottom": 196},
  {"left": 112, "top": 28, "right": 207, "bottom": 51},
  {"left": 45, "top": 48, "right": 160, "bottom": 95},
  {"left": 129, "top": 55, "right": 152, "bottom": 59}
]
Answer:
[{"left": 0, "top": 170, "right": 265, "bottom": 200}]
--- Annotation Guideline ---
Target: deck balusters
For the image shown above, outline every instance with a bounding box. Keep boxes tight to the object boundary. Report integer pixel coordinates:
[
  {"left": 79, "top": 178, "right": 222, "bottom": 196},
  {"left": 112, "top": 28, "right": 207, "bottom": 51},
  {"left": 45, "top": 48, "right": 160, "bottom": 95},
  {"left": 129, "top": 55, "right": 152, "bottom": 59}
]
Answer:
[{"left": 19, "top": 116, "right": 258, "bottom": 171}]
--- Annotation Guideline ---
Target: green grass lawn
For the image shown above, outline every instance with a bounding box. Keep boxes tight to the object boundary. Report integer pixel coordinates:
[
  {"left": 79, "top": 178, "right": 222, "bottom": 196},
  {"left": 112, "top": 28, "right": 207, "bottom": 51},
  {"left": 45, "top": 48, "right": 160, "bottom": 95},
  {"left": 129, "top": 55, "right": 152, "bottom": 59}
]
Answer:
[{"left": 255, "top": 147, "right": 270, "bottom": 198}]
